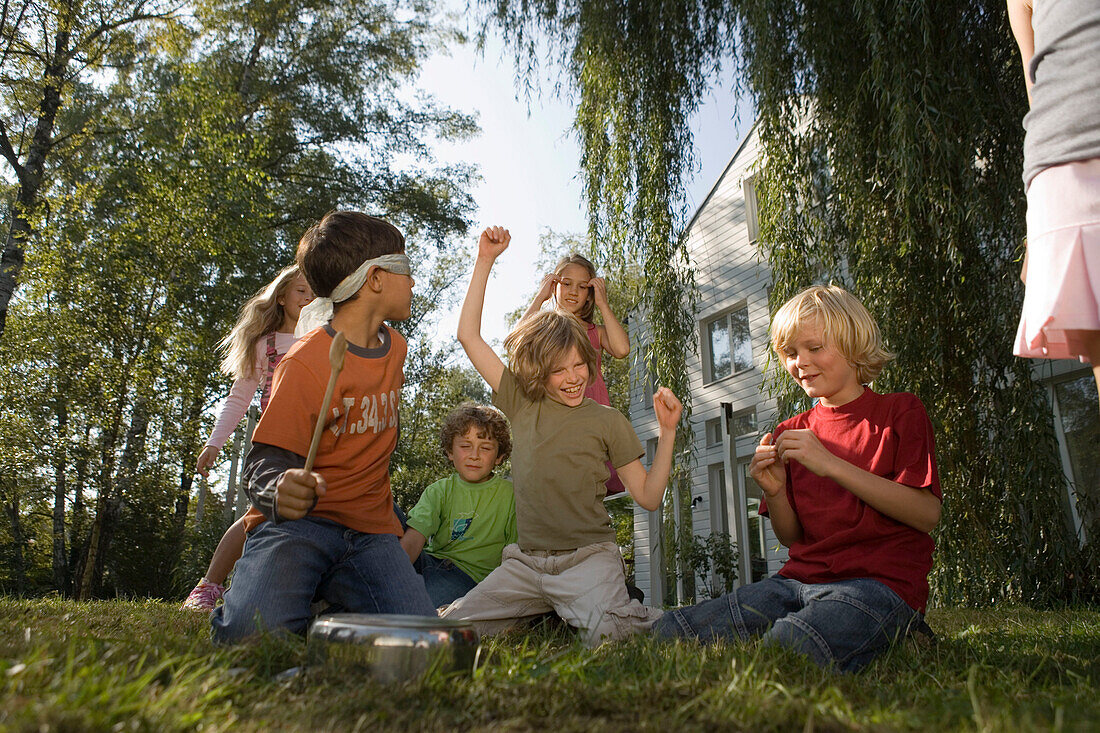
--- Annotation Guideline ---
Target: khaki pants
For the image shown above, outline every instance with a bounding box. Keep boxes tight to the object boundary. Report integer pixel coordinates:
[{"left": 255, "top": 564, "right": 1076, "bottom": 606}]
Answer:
[{"left": 440, "top": 541, "right": 662, "bottom": 647}]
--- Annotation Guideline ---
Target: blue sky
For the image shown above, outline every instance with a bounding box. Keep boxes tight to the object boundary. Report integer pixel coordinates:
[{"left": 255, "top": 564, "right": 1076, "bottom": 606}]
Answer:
[{"left": 416, "top": 19, "right": 751, "bottom": 346}]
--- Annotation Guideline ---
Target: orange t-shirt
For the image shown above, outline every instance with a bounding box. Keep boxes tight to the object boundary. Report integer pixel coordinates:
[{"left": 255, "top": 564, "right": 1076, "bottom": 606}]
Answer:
[{"left": 243, "top": 324, "right": 406, "bottom": 535}]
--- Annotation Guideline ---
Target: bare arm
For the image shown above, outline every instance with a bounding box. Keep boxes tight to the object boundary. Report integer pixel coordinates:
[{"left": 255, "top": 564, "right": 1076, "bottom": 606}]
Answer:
[
  {"left": 590, "top": 278, "right": 630, "bottom": 359},
  {"left": 615, "top": 387, "right": 682, "bottom": 511},
  {"left": 400, "top": 527, "right": 427, "bottom": 563},
  {"left": 1007, "top": 0, "right": 1035, "bottom": 104},
  {"left": 750, "top": 433, "right": 804, "bottom": 546},
  {"left": 457, "top": 226, "right": 511, "bottom": 393},
  {"left": 775, "top": 429, "right": 942, "bottom": 534}
]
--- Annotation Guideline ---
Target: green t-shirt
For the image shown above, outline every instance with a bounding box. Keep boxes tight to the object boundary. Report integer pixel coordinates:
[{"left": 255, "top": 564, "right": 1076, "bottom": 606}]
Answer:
[
  {"left": 405, "top": 473, "right": 517, "bottom": 582},
  {"left": 493, "top": 368, "right": 644, "bottom": 551}
]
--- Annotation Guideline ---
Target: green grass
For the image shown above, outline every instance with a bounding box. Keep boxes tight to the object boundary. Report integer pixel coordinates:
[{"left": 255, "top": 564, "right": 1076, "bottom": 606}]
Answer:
[{"left": 0, "top": 598, "right": 1097, "bottom": 732}]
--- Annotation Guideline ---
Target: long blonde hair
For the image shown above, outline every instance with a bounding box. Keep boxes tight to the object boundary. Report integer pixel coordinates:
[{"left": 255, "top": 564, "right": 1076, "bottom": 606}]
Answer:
[
  {"left": 219, "top": 265, "right": 301, "bottom": 380},
  {"left": 552, "top": 253, "right": 598, "bottom": 323},
  {"left": 503, "top": 309, "right": 599, "bottom": 401}
]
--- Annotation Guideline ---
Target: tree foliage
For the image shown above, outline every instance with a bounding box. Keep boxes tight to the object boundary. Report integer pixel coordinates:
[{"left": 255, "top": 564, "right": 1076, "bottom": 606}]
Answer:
[
  {"left": 0, "top": 0, "right": 477, "bottom": 598},
  {"left": 0, "top": 0, "right": 179, "bottom": 338},
  {"left": 483, "top": 0, "right": 1096, "bottom": 604},
  {"left": 739, "top": 0, "right": 1095, "bottom": 604},
  {"left": 481, "top": 2, "right": 738, "bottom": 601}
]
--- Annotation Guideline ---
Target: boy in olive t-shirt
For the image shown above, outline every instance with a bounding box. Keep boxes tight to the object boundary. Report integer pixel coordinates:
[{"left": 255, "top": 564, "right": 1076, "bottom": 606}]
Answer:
[{"left": 401, "top": 404, "right": 516, "bottom": 607}]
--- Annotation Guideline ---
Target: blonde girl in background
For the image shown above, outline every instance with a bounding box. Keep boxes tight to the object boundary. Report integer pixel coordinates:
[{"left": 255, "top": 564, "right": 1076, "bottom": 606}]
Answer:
[
  {"left": 181, "top": 265, "right": 313, "bottom": 611},
  {"left": 523, "top": 253, "right": 631, "bottom": 494}
]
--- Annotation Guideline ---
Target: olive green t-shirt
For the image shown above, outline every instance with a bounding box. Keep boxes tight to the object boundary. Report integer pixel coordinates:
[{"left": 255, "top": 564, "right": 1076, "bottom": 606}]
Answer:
[
  {"left": 405, "top": 473, "right": 517, "bottom": 582},
  {"left": 493, "top": 368, "right": 644, "bottom": 551}
]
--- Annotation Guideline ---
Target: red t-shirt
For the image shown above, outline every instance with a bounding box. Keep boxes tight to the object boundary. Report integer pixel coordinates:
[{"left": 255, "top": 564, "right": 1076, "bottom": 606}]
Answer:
[
  {"left": 760, "top": 389, "right": 941, "bottom": 612},
  {"left": 244, "top": 324, "right": 406, "bottom": 535}
]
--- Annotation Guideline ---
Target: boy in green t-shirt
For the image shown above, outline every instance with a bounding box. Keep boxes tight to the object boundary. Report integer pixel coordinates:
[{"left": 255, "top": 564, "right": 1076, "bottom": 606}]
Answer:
[{"left": 401, "top": 403, "right": 516, "bottom": 607}]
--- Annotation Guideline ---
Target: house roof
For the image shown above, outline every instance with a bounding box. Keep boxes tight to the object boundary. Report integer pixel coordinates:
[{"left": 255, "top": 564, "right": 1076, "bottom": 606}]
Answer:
[{"left": 681, "top": 120, "right": 759, "bottom": 237}]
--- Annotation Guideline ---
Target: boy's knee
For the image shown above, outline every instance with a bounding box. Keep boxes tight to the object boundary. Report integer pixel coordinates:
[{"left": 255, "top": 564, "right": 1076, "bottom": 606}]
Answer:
[
  {"left": 764, "top": 614, "right": 833, "bottom": 665},
  {"left": 210, "top": 607, "right": 254, "bottom": 645}
]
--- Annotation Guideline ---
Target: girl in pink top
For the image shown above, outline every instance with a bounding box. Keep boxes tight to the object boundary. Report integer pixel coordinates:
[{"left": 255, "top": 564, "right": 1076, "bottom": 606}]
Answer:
[
  {"left": 524, "top": 253, "right": 630, "bottom": 494},
  {"left": 181, "top": 265, "right": 314, "bottom": 611}
]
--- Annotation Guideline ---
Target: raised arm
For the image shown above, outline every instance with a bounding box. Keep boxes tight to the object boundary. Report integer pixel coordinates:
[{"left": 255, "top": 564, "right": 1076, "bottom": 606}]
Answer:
[
  {"left": 615, "top": 387, "right": 682, "bottom": 511},
  {"left": 457, "top": 226, "right": 510, "bottom": 392},
  {"left": 589, "top": 277, "right": 629, "bottom": 359}
]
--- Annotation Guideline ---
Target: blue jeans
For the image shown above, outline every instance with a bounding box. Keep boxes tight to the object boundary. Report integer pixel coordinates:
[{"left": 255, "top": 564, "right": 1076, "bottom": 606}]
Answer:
[
  {"left": 211, "top": 517, "right": 435, "bottom": 644},
  {"left": 653, "top": 575, "right": 922, "bottom": 672},
  {"left": 414, "top": 552, "right": 478, "bottom": 607}
]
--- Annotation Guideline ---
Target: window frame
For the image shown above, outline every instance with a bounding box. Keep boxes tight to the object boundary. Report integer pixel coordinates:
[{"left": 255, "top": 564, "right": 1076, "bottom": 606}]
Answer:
[
  {"left": 701, "top": 303, "right": 754, "bottom": 384},
  {"left": 742, "top": 174, "right": 760, "bottom": 244},
  {"left": 728, "top": 407, "right": 758, "bottom": 438}
]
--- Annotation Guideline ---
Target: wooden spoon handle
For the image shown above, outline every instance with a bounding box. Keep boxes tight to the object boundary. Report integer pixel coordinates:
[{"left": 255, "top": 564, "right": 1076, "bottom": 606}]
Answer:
[{"left": 304, "top": 331, "right": 348, "bottom": 473}]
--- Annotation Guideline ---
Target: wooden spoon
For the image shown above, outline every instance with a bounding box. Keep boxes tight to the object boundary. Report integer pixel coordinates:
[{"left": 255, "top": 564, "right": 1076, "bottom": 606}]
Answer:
[{"left": 304, "top": 331, "right": 348, "bottom": 472}]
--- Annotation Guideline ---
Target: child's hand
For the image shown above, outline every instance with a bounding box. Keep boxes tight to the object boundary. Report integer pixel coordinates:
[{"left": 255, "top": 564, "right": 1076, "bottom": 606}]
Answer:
[
  {"left": 775, "top": 429, "right": 837, "bottom": 478},
  {"left": 750, "top": 433, "right": 787, "bottom": 497},
  {"left": 478, "top": 226, "right": 510, "bottom": 260},
  {"left": 275, "top": 468, "right": 327, "bottom": 520},
  {"left": 535, "top": 273, "right": 558, "bottom": 303},
  {"left": 195, "top": 446, "right": 219, "bottom": 478},
  {"left": 653, "top": 387, "right": 683, "bottom": 433},
  {"left": 589, "top": 277, "right": 610, "bottom": 309}
]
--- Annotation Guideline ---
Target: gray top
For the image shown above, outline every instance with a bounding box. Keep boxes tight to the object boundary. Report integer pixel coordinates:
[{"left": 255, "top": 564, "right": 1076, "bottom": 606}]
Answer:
[
  {"left": 493, "top": 368, "right": 643, "bottom": 551},
  {"left": 1022, "top": 0, "right": 1100, "bottom": 186}
]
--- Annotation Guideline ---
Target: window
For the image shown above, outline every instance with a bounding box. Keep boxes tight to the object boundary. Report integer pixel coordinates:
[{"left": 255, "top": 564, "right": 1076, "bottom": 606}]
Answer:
[
  {"left": 729, "top": 408, "right": 757, "bottom": 438},
  {"left": 708, "top": 464, "right": 728, "bottom": 536},
  {"left": 708, "top": 409, "right": 756, "bottom": 447},
  {"left": 705, "top": 417, "right": 722, "bottom": 447},
  {"left": 1054, "top": 374, "right": 1099, "bottom": 530},
  {"left": 743, "top": 175, "right": 760, "bottom": 243},
  {"left": 704, "top": 305, "right": 752, "bottom": 382},
  {"left": 638, "top": 348, "right": 658, "bottom": 408},
  {"left": 740, "top": 461, "right": 768, "bottom": 582},
  {"left": 645, "top": 438, "right": 659, "bottom": 468}
]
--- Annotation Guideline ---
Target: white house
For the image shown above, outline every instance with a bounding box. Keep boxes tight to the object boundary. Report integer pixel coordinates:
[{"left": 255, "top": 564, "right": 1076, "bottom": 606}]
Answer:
[{"left": 628, "top": 125, "right": 1099, "bottom": 607}]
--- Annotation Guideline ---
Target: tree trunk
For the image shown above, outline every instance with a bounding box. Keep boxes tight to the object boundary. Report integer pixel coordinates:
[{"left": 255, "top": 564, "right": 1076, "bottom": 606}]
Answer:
[
  {"left": 76, "top": 392, "right": 128, "bottom": 600},
  {"left": 174, "top": 391, "right": 204, "bottom": 535},
  {"left": 68, "top": 426, "right": 90, "bottom": 594},
  {"left": 0, "top": 29, "right": 70, "bottom": 341},
  {"left": 97, "top": 395, "right": 150, "bottom": 596},
  {"left": 52, "top": 393, "right": 69, "bottom": 594},
  {"left": 4, "top": 488, "right": 26, "bottom": 592}
]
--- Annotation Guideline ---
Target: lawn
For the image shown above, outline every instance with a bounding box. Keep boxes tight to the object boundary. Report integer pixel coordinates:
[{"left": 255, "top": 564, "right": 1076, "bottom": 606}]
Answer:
[{"left": 0, "top": 597, "right": 1097, "bottom": 732}]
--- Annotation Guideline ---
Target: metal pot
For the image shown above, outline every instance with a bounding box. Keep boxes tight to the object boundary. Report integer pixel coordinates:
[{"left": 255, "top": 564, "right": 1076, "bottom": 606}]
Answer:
[{"left": 307, "top": 613, "right": 480, "bottom": 683}]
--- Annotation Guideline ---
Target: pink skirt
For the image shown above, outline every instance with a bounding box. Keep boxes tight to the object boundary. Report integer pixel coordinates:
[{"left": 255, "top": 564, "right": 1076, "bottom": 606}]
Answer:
[{"left": 1014, "top": 158, "right": 1100, "bottom": 361}]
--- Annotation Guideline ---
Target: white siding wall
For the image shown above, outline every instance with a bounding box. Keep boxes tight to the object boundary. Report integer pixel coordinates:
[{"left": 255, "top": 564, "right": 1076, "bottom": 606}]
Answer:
[{"left": 631, "top": 127, "right": 787, "bottom": 604}]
